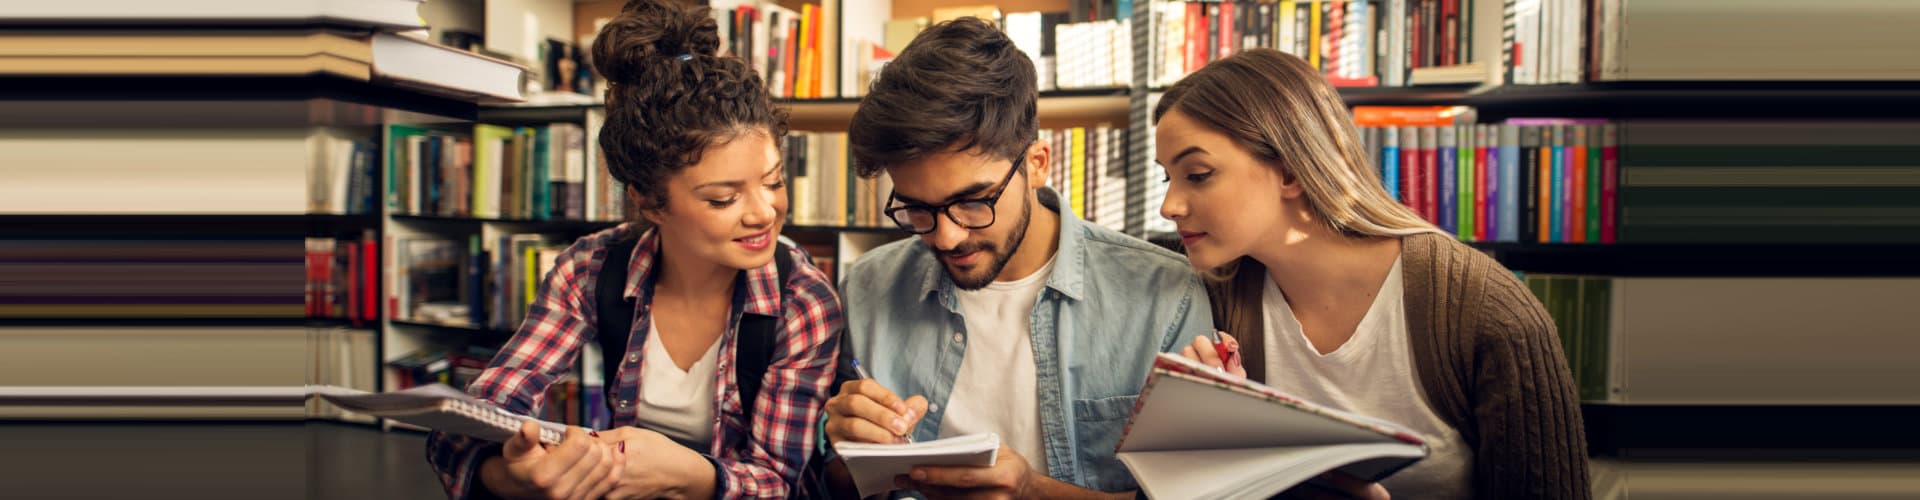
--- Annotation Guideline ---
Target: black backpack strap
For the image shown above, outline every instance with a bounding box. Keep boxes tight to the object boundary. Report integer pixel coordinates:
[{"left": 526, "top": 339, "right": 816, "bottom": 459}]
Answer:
[
  {"left": 595, "top": 235, "right": 641, "bottom": 407},
  {"left": 596, "top": 238, "right": 793, "bottom": 420},
  {"left": 733, "top": 242, "right": 793, "bottom": 419}
]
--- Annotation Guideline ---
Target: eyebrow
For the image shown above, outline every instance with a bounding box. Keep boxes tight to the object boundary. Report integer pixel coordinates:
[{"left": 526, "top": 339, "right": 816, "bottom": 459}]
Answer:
[
  {"left": 1167, "top": 146, "right": 1208, "bottom": 166},
  {"left": 893, "top": 180, "right": 996, "bottom": 206},
  {"left": 693, "top": 162, "right": 786, "bottom": 191}
]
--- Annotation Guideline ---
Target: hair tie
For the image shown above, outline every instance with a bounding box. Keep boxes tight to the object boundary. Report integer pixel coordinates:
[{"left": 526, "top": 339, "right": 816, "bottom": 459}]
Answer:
[{"left": 677, "top": 54, "right": 694, "bottom": 61}]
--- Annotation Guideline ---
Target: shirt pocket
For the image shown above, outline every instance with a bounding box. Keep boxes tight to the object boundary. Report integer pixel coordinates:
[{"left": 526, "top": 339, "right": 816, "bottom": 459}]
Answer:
[{"left": 1070, "top": 394, "right": 1141, "bottom": 493}]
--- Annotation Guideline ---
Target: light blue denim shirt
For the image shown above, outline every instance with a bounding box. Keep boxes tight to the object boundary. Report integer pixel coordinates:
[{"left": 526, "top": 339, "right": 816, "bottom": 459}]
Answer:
[{"left": 839, "top": 197, "right": 1215, "bottom": 493}]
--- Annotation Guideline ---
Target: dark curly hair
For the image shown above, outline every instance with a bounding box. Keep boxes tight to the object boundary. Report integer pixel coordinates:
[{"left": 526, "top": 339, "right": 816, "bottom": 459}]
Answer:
[
  {"left": 847, "top": 17, "right": 1038, "bottom": 177},
  {"left": 592, "top": 0, "right": 788, "bottom": 213}
]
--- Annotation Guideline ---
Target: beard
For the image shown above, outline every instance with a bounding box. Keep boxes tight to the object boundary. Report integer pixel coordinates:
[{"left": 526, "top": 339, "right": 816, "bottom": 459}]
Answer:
[{"left": 939, "top": 192, "right": 1033, "bottom": 291}]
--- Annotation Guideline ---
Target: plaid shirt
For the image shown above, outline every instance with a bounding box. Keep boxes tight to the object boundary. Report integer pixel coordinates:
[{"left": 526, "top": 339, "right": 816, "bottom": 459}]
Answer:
[{"left": 427, "top": 224, "right": 844, "bottom": 499}]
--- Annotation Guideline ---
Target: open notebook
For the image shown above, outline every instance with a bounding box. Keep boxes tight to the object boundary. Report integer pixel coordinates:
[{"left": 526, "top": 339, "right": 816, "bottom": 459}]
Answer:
[
  {"left": 1117, "top": 354, "right": 1429, "bottom": 500},
  {"left": 833, "top": 433, "right": 999, "bottom": 498},
  {"left": 311, "top": 384, "right": 568, "bottom": 445}
]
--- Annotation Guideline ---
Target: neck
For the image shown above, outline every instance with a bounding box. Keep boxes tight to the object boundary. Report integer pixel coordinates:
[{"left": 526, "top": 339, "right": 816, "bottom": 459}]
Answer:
[
  {"left": 1248, "top": 222, "right": 1402, "bottom": 309},
  {"left": 995, "top": 199, "right": 1061, "bottom": 282},
  {"left": 651, "top": 236, "right": 738, "bottom": 303}
]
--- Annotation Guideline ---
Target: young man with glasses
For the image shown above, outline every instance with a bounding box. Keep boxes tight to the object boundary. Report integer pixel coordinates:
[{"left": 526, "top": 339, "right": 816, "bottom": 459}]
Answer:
[{"left": 817, "top": 17, "right": 1216, "bottom": 499}]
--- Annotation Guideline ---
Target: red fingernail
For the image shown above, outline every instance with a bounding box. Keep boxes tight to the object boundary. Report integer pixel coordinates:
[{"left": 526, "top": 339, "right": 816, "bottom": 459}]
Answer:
[
  {"left": 618, "top": 441, "right": 626, "bottom": 454},
  {"left": 589, "top": 430, "right": 601, "bottom": 438}
]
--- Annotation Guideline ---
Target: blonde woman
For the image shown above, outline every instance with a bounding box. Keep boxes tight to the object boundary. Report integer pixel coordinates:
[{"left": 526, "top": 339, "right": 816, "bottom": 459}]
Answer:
[{"left": 1157, "top": 48, "right": 1590, "bottom": 499}]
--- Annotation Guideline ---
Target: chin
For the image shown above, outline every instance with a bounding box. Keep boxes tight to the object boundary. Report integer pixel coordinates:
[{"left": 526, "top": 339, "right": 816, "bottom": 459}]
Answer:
[{"left": 1181, "top": 246, "right": 1230, "bottom": 272}]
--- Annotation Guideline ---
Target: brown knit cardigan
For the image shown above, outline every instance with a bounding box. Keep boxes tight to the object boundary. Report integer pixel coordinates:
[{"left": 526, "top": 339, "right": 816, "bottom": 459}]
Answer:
[{"left": 1209, "top": 232, "right": 1591, "bottom": 499}]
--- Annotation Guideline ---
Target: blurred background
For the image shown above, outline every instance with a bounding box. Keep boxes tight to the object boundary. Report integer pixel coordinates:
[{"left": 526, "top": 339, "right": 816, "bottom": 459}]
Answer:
[{"left": 2, "top": 0, "right": 1918, "bottom": 497}]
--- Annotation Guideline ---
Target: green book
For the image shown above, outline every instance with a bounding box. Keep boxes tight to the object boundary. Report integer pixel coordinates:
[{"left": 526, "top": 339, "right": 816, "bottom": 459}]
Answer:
[{"left": 1587, "top": 125, "right": 1603, "bottom": 243}]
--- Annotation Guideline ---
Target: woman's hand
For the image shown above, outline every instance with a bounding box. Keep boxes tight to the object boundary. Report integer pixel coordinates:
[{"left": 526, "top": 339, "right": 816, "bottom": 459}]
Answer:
[
  {"left": 592, "top": 426, "right": 715, "bottom": 500},
  {"left": 1180, "top": 332, "right": 1247, "bottom": 378},
  {"left": 479, "top": 422, "right": 624, "bottom": 500}
]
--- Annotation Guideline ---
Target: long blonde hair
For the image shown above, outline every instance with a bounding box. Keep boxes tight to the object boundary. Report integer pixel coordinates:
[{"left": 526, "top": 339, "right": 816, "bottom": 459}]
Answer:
[{"left": 1153, "top": 48, "right": 1442, "bottom": 380}]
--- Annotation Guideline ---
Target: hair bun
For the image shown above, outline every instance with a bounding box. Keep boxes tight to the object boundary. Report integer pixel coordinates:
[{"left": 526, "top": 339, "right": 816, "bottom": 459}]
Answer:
[{"left": 591, "top": 0, "right": 722, "bottom": 84}]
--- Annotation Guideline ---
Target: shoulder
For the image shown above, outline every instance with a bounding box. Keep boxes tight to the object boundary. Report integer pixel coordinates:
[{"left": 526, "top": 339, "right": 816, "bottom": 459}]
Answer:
[
  {"left": 1077, "top": 223, "right": 1203, "bottom": 290},
  {"left": 778, "top": 242, "right": 843, "bottom": 313},
  {"left": 1403, "top": 232, "right": 1553, "bottom": 347},
  {"left": 841, "top": 236, "right": 929, "bottom": 295}
]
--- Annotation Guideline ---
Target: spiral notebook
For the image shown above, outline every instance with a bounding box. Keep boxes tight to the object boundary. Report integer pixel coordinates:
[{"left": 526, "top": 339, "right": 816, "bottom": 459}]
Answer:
[{"left": 311, "top": 384, "right": 568, "bottom": 444}]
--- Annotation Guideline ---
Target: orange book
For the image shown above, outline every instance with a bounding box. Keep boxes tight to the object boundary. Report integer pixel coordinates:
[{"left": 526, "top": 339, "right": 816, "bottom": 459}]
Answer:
[
  {"left": 796, "top": 4, "right": 815, "bottom": 98},
  {"left": 1536, "top": 130, "right": 1552, "bottom": 242},
  {"left": 1351, "top": 106, "right": 1473, "bottom": 127},
  {"left": 806, "top": 4, "right": 823, "bottom": 98}
]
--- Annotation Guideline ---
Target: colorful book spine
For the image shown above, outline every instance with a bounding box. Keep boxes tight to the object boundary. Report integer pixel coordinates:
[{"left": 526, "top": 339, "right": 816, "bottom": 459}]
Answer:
[
  {"left": 1420, "top": 126, "right": 1439, "bottom": 223},
  {"left": 1476, "top": 125, "right": 1492, "bottom": 242},
  {"left": 1401, "top": 127, "right": 1418, "bottom": 209},
  {"left": 1587, "top": 124, "right": 1604, "bottom": 243},
  {"left": 1535, "top": 127, "right": 1551, "bottom": 242},
  {"left": 1382, "top": 126, "right": 1401, "bottom": 200},
  {"left": 1600, "top": 123, "right": 1619, "bottom": 243},
  {"left": 1569, "top": 125, "right": 1587, "bottom": 243},
  {"left": 1438, "top": 125, "right": 1456, "bottom": 233},
  {"left": 1550, "top": 124, "right": 1565, "bottom": 243},
  {"left": 1498, "top": 124, "right": 1520, "bottom": 242}
]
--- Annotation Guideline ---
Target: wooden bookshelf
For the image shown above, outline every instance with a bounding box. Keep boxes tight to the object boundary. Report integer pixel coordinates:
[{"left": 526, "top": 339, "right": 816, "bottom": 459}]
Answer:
[{"left": 1470, "top": 242, "right": 1920, "bottom": 277}]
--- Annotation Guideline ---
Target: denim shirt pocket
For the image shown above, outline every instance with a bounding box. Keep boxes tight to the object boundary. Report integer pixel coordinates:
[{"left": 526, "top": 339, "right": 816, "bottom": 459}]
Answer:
[{"left": 1070, "top": 394, "right": 1142, "bottom": 493}]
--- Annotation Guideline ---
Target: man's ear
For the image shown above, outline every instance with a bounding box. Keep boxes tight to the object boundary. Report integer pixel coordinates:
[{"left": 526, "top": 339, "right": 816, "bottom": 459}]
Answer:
[{"left": 1025, "top": 140, "right": 1051, "bottom": 189}]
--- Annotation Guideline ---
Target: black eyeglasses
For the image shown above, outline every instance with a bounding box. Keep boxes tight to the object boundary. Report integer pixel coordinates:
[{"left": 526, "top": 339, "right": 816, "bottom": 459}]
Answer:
[{"left": 883, "top": 155, "right": 1025, "bottom": 235}]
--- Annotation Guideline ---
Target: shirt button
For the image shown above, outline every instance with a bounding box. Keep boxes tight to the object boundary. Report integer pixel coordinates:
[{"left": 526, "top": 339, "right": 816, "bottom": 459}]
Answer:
[
  {"left": 618, "top": 400, "right": 631, "bottom": 409},
  {"left": 928, "top": 402, "right": 940, "bottom": 413},
  {"left": 626, "top": 353, "right": 639, "bottom": 363},
  {"left": 951, "top": 332, "right": 964, "bottom": 344}
]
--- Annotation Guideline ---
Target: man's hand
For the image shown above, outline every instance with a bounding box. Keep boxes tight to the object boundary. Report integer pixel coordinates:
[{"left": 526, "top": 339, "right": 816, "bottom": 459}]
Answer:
[
  {"left": 824, "top": 379, "right": 928, "bottom": 445},
  {"left": 479, "top": 422, "right": 623, "bottom": 500},
  {"left": 591, "top": 426, "right": 714, "bottom": 500},
  {"left": 896, "top": 444, "right": 1035, "bottom": 500}
]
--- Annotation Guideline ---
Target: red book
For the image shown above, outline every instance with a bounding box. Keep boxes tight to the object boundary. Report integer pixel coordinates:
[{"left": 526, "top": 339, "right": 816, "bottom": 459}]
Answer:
[
  {"left": 1218, "top": 2, "right": 1236, "bottom": 60},
  {"left": 1186, "top": 2, "right": 1207, "bottom": 73},
  {"left": 1475, "top": 140, "right": 1490, "bottom": 241},
  {"left": 1421, "top": 129, "right": 1439, "bottom": 223},
  {"left": 1601, "top": 125, "right": 1620, "bottom": 243},
  {"left": 364, "top": 237, "right": 379, "bottom": 322},
  {"left": 1405, "top": 134, "right": 1420, "bottom": 206},
  {"left": 1570, "top": 128, "right": 1589, "bottom": 243}
]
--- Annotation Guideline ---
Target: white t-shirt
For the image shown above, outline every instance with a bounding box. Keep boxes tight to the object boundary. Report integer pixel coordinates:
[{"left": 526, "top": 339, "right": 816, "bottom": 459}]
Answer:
[
  {"left": 632, "top": 321, "right": 720, "bottom": 451},
  {"left": 937, "top": 255, "right": 1057, "bottom": 474},
  {"left": 1260, "top": 257, "right": 1474, "bottom": 499}
]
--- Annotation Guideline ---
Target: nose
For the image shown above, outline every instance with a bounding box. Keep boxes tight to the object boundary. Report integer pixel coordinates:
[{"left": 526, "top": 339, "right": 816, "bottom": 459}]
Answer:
[
  {"left": 923, "top": 215, "right": 970, "bottom": 251},
  {"left": 1160, "top": 185, "right": 1187, "bottom": 222},
  {"left": 743, "top": 188, "right": 777, "bottom": 227}
]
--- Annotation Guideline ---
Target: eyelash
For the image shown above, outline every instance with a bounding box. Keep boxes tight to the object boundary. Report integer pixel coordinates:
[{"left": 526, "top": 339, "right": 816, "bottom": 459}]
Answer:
[
  {"left": 1162, "top": 171, "right": 1214, "bottom": 183},
  {"left": 708, "top": 181, "right": 784, "bottom": 208}
]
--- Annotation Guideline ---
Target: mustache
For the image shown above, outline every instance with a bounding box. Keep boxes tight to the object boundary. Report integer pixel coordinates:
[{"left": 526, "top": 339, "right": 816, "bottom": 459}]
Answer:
[{"left": 937, "top": 241, "right": 993, "bottom": 258}]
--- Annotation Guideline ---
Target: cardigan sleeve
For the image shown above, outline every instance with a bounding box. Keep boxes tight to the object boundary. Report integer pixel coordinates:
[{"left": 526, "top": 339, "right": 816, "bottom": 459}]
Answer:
[{"left": 1464, "top": 268, "right": 1593, "bottom": 499}]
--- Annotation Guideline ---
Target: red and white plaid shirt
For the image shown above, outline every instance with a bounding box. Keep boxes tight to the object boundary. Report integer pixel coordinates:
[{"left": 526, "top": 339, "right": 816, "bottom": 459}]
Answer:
[{"left": 428, "top": 224, "right": 843, "bottom": 499}]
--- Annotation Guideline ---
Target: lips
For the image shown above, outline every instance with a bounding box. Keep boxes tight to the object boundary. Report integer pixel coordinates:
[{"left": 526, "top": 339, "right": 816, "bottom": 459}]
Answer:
[
  {"left": 734, "top": 230, "right": 772, "bottom": 251},
  {"left": 942, "top": 250, "right": 980, "bottom": 267},
  {"left": 1178, "top": 230, "right": 1207, "bottom": 245}
]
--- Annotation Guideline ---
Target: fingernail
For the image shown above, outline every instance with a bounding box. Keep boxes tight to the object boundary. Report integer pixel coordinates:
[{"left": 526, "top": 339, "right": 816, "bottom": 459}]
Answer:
[
  {"left": 589, "top": 430, "right": 600, "bottom": 438},
  {"left": 618, "top": 441, "right": 626, "bottom": 454},
  {"left": 910, "top": 469, "right": 927, "bottom": 481},
  {"left": 893, "top": 403, "right": 908, "bottom": 414},
  {"left": 892, "top": 418, "right": 907, "bottom": 433}
]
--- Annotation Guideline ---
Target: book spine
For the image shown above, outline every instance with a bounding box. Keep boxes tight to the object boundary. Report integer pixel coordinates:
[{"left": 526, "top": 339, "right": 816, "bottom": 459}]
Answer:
[
  {"left": 1550, "top": 124, "right": 1566, "bottom": 243},
  {"left": 1476, "top": 125, "right": 1492, "bottom": 242},
  {"left": 1499, "top": 124, "right": 1519, "bottom": 242},
  {"left": 1382, "top": 126, "right": 1400, "bottom": 200},
  {"left": 1587, "top": 123, "right": 1604, "bottom": 243},
  {"left": 1569, "top": 125, "right": 1587, "bottom": 242},
  {"left": 1399, "top": 127, "right": 1417, "bottom": 207},
  {"left": 1437, "top": 124, "right": 1456, "bottom": 234},
  {"left": 1601, "top": 123, "right": 1619, "bottom": 243}
]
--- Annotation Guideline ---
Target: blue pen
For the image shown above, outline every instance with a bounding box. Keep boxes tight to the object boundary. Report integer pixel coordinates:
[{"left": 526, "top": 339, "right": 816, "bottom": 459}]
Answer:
[{"left": 850, "top": 358, "right": 914, "bottom": 443}]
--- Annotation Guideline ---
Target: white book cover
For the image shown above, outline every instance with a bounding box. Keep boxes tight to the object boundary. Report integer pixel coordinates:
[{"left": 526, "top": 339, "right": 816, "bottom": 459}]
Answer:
[
  {"left": 839, "top": 0, "right": 891, "bottom": 96},
  {"left": 1513, "top": 0, "right": 1540, "bottom": 85},
  {"left": 1118, "top": 354, "right": 1427, "bottom": 500},
  {"left": 835, "top": 433, "right": 1000, "bottom": 499},
  {"left": 2, "top": 0, "right": 426, "bottom": 30},
  {"left": 369, "top": 32, "right": 526, "bottom": 102}
]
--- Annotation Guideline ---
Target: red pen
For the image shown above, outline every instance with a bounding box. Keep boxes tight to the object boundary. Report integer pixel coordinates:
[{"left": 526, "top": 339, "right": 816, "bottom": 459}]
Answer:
[{"left": 1212, "top": 336, "right": 1239, "bottom": 372}]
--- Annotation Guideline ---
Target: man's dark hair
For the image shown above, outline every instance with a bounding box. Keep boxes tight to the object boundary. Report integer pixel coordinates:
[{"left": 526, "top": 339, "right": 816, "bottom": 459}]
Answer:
[
  {"left": 847, "top": 17, "right": 1038, "bottom": 177},
  {"left": 592, "top": 0, "right": 787, "bottom": 212}
]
